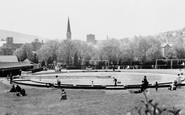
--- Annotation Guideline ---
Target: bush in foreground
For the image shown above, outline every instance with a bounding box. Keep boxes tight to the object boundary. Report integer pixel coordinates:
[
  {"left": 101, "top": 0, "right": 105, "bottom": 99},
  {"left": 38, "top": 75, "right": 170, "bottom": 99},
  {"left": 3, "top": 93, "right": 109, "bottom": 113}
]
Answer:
[{"left": 128, "top": 91, "right": 181, "bottom": 115}]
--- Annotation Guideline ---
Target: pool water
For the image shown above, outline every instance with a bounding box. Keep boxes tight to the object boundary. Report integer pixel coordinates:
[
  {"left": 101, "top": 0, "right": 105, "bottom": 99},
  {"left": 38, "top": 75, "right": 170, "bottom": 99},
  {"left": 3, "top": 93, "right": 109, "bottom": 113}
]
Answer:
[{"left": 31, "top": 72, "right": 179, "bottom": 86}]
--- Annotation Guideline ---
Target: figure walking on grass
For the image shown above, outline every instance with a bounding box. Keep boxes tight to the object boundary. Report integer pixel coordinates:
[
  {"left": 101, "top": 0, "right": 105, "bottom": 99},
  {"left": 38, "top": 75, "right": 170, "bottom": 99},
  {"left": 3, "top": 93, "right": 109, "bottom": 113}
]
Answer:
[{"left": 155, "top": 81, "right": 158, "bottom": 92}]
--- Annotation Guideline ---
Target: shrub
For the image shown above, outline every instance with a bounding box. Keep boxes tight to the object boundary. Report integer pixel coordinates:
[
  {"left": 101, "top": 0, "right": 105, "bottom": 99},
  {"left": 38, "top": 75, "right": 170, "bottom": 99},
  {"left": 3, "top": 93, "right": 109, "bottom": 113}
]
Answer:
[{"left": 130, "top": 91, "right": 181, "bottom": 115}]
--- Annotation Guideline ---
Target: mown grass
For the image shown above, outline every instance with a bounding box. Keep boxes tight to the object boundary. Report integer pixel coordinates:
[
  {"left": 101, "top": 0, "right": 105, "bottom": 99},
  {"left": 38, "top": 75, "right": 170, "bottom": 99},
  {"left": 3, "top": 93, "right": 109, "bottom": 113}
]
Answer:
[
  {"left": 1, "top": 69, "right": 185, "bottom": 115},
  {"left": 0, "top": 81, "right": 185, "bottom": 115}
]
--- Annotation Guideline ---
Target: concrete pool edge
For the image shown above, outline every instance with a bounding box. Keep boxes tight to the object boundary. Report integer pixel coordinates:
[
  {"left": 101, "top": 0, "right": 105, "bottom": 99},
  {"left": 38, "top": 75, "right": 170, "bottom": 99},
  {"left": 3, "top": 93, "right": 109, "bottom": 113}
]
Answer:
[{"left": 12, "top": 79, "right": 185, "bottom": 90}]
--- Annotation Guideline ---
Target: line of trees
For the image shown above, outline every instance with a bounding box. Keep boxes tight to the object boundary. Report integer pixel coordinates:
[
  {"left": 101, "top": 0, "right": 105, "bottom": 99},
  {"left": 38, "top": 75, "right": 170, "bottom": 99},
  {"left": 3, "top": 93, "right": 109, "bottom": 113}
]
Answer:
[{"left": 9, "top": 36, "right": 185, "bottom": 68}]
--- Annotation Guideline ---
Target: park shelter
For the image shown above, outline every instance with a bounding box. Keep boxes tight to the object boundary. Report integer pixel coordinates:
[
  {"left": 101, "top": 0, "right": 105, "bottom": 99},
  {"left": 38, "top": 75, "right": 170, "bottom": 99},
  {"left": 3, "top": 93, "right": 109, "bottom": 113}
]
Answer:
[{"left": 0, "top": 56, "right": 34, "bottom": 77}]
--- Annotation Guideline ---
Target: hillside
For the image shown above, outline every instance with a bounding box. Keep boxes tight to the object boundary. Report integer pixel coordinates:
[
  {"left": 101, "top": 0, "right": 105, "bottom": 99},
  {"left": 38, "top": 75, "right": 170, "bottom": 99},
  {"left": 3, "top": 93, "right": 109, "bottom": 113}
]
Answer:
[
  {"left": 0, "top": 30, "right": 47, "bottom": 43},
  {"left": 157, "top": 27, "right": 185, "bottom": 43},
  {"left": 129, "top": 27, "right": 185, "bottom": 45}
]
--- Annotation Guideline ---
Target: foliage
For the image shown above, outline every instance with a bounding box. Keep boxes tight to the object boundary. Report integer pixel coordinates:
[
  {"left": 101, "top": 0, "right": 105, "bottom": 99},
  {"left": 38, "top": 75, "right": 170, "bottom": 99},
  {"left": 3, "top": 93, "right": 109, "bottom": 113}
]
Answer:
[
  {"left": 3, "top": 27, "right": 185, "bottom": 67},
  {"left": 14, "top": 43, "right": 33, "bottom": 62},
  {"left": 32, "top": 52, "right": 38, "bottom": 63},
  {"left": 98, "top": 39, "right": 121, "bottom": 63},
  {"left": 146, "top": 44, "right": 162, "bottom": 63},
  {"left": 0, "top": 47, "right": 13, "bottom": 55},
  {"left": 173, "top": 41, "right": 185, "bottom": 59},
  {"left": 34, "top": 36, "right": 182, "bottom": 67},
  {"left": 119, "top": 39, "right": 134, "bottom": 64},
  {"left": 36, "top": 40, "right": 59, "bottom": 65},
  {"left": 74, "top": 52, "right": 79, "bottom": 66},
  {"left": 0, "top": 48, "right": 4, "bottom": 55},
  {"left": 57, "top": 40, "right": 78, "bottom": 65},
  {"left": 79, "top": 41, "right": 97, "bottom": 60},
  {"left": 131, "top": 92, "right": 181, "bottom": 115},
  {"left": 14, "top": 48, "right": 25, "bottom": 61},
  {"left": 15, "top": 34, "right": 185, "bottom": 67},
  {"left": 165, "top": 48, "right": 177, "bottom": 59}
]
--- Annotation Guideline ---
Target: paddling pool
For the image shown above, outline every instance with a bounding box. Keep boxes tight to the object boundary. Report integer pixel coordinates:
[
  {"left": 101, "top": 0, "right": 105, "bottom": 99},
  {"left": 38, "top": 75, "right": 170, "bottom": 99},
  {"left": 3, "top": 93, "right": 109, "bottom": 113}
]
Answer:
[{"left": 29, "top": 72, "right": 180, "bottom": 86}]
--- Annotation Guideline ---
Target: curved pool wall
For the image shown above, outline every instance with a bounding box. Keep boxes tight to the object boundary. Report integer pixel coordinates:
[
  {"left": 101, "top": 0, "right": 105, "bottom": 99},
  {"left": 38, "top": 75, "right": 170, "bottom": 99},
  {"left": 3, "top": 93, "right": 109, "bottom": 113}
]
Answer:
[
  {"left": 13, "top": 78, "right": 185, "bottom": 90},
  {"left": 14, "top": 69, "right": 185, "bottom": 90}
]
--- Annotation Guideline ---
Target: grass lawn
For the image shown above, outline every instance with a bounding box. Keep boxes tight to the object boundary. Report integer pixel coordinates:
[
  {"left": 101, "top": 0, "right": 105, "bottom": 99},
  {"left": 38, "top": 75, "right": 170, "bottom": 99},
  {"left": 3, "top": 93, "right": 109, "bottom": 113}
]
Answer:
[{"left": 1, "top": 69, "right": 185, "bottom": 115}]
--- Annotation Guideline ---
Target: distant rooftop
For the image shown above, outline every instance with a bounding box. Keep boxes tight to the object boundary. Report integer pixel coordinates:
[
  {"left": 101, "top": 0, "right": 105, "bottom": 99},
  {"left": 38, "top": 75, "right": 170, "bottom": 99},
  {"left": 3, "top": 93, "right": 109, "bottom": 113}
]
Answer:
[
  {"left": 161, "top": 43, "right": 173, "bottom": 47},
  {"left": 0, "top": 55, "right": 18, "bottom": 62},
  {"left": 0, "top": 40, "right": 6, "bottom": 47}
]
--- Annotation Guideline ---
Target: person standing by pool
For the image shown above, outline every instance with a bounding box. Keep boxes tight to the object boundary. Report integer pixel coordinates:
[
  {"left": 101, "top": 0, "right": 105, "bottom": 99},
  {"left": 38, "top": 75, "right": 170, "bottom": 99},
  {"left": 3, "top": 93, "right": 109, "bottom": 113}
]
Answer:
[
  {"left": 113, "top": 65, "right": 115, "bottom": 71},
  {"left": 113, "top": 77, "right": 117, "bottom": 86},
  {"left": 10, "top": 73, "right": 13, "bottom": 84},
  {"left": 155, "top": 81, "right": 158, "bottom": 92},
  {"left": 117, "top": 66, "right": 120, "bottom": 71},
  {"left": 177, "top": 74, "right": 182, "bottom": 88},
  {"left": 144, "top": 76, "right": 149, "bottom": 88},
  {"left": 56, "top": 75, "right": 61, "bottom": 89},
  {"left": 91, "top": 81, "right": 94, "bottom": 86},
  {"left": 141, "top": 76, "right": 149, "bottom": 92},
  {"left": 57, "top": 80, "right": 61, "bottom": 89}
]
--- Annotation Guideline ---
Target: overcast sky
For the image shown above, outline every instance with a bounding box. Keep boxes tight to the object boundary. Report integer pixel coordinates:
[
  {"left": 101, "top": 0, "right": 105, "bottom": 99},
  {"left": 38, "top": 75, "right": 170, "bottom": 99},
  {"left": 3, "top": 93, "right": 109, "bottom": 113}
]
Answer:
[{"left": 0, "top": 0, "right": 185, "bottom": 40}]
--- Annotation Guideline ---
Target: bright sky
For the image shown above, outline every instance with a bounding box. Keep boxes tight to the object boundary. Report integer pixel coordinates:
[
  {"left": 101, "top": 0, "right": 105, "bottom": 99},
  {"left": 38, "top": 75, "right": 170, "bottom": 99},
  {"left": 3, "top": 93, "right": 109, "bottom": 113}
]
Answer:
[{"left": 0, "top": 0, "right": 185, "bottom": 40}]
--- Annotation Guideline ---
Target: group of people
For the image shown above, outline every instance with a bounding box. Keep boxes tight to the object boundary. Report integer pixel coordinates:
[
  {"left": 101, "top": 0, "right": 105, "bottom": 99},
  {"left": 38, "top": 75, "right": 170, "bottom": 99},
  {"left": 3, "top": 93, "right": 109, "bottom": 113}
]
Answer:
[
  {"left": 168, "top": 73, "right": 184, "bottom": 91},
  {"left": 141, "top": 72, "right": 184, "bottom": 92},
  {"left": 129, "top": 76, "right": 149, "bottom": 94},
  {"left": 9, "top": 76, "right": 67, "bottom": 101},
  {"left": 129, "top": 72, "right": 185, "bottom": 94},
  {"left": 112, "top": 65, "right": 120, "bottom": 71},
  {"left": 9, "top": 84, "right": 27, "bottom": 96}
]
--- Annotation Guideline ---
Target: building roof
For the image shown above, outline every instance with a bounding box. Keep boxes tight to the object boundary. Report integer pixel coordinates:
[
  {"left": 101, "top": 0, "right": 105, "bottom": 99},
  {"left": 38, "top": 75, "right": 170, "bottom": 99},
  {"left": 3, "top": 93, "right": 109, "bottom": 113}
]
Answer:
[
  {"left": 161, "top": 43, "right": 173, "bottom": 48},
  {"left": 23, "top": 58, "right": 34, "bottom": 64},
  {"left": 0, "top": 55, "right": 18, "bottom": 62},
  {"left": 0, "top": 62, "right": 34, "bottom": 70}
]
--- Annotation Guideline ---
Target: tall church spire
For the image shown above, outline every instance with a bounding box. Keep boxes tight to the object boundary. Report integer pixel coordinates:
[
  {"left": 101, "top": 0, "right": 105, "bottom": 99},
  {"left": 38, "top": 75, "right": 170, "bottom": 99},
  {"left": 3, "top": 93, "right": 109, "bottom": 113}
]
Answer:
[{"left": 67, "top": 17, "right": 71, "bottom": 40}]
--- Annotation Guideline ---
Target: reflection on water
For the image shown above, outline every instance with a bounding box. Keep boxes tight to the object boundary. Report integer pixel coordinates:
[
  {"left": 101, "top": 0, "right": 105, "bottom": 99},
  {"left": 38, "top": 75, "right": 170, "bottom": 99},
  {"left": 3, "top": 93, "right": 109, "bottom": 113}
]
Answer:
[{"left": 33, "top": 72, "right": 178, "bottom": 85}]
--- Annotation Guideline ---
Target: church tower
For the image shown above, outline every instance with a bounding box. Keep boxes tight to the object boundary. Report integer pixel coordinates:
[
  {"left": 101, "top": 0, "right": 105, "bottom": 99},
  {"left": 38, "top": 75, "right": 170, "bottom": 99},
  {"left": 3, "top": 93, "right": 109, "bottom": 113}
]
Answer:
[{"left": 66, "top": 18, "right": 71, "bottom": 40}]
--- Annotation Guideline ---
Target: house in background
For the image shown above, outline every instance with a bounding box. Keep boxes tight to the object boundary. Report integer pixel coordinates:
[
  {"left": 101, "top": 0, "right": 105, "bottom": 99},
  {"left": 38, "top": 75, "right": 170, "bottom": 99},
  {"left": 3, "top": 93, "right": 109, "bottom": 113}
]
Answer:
[
  {"left": 1, "top": 37, "right": 44, "bottom": 55},
  {"left": 31, "top": 38, "right": 43, "bottom": 51},
  {"left": 161, "top": 43, "right": 173, "bottom": 58},
  {"left": 3, "top": 37, "right": 23, "bottom": 50},
  {"left": 86, "top": 34, "right": 96, "bottom": 44}
]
